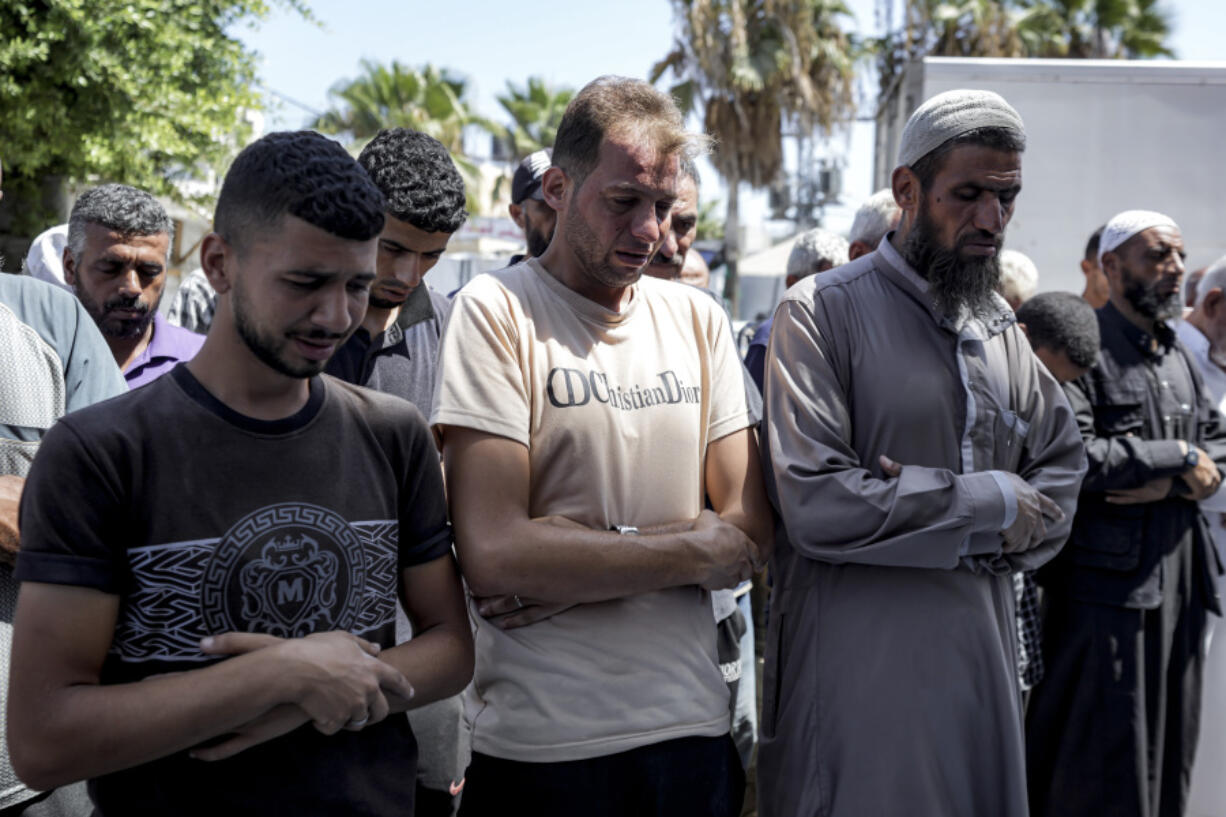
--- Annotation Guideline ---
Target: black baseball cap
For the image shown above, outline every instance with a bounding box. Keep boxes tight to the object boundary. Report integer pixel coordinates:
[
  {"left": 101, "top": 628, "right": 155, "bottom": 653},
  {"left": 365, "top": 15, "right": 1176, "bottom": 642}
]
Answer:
[{"left": 511, "top": 149, "right": 552, "bottom": 204}]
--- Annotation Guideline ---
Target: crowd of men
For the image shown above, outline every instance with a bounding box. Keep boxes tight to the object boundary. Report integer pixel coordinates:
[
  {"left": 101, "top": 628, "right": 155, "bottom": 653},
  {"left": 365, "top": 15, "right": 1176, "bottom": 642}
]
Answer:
[{"left": 0, "top": 75, "right": 1223, "bottom": 817}]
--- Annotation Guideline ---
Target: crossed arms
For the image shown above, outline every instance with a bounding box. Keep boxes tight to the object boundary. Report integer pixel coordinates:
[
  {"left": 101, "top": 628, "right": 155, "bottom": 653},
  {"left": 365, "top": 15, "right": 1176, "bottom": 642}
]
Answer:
[
  {"left": 441, "top": 424, "right": 774, "bottom": 623},
  {"left": 7, "top": 553, "right": 472, "bottom": 791}
]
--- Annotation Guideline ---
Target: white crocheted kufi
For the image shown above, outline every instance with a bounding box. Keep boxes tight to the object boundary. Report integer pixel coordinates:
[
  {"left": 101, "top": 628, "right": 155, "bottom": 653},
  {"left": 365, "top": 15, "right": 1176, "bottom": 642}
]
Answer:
[
  {"left": 898, "top": 89, "right": 1025, "bottom": 168},
  {"left": 1098, "top": 210, "right": 1180, "bottom": 266}
]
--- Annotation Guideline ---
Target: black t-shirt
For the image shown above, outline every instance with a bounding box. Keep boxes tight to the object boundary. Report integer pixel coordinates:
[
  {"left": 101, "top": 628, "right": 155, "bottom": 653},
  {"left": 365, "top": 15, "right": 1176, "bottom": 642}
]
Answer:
[{"left": 16, "top": 364, "right": 452, "bottom": 816}]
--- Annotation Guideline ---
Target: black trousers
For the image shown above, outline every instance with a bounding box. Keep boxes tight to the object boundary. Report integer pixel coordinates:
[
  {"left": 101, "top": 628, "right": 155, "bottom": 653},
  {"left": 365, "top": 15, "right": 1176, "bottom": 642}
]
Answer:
[
  {"left": 457, "top": 734, "right": 744, "bottom": 817},
  {"left": 1026, "top": 541, "right": 1208, "bottom": 817}
]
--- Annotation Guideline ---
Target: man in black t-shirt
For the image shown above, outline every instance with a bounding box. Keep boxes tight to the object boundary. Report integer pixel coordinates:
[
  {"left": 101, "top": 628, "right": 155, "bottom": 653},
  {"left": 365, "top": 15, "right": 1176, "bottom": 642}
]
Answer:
[{"left": 7, "top": 131, "right": 474, "bottom": 817}]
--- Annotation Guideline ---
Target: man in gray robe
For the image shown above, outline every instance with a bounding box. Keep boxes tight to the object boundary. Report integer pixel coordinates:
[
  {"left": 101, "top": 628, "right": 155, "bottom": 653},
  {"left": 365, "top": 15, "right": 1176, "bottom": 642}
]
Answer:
[{"left": 757, "top": 89, "right": 1087, "bottom": 817}]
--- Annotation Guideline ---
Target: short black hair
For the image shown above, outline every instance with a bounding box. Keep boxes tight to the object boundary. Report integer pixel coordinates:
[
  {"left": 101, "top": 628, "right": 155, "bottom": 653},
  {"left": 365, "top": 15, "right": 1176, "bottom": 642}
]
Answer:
[
  {"left": 1016, "top": 291, "right": 1100, "bottom": 370},
  {"left": 1084, "top": 225, "right": 1105, "bottom": 263},
  {"left": 909, "top": 127, "right": 1026, "bottom": 190},
  {"left": 358, "top": 129, "right": 467, "bottom": 234},
  {"left": 215, "top": 130, "right": 385, "bottom": 250}
]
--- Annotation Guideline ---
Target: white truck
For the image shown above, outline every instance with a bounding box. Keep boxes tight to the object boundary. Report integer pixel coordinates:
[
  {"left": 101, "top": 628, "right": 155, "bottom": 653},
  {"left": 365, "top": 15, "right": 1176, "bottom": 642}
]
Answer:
[{"left": 874, "top": 57, "right": 1226, "bottom": 294}]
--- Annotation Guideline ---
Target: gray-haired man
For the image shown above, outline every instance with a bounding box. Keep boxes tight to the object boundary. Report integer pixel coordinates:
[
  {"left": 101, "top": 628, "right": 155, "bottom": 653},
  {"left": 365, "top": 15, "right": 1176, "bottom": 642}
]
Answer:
[
  {"left": 847, "top": 188, "right": 902, "bottom": 261},
  {"left": 743, "top": 227, "right": 849, "bottom": 394},
  {"left": 63, "top": 184, "right": 202, "bottom": 387}
]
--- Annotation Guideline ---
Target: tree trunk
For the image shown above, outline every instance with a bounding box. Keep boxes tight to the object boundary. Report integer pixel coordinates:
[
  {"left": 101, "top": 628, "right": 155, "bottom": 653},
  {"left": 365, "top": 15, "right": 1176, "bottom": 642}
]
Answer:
[{"left": 722, "top": 173, "right": 741, "bottom": 318}]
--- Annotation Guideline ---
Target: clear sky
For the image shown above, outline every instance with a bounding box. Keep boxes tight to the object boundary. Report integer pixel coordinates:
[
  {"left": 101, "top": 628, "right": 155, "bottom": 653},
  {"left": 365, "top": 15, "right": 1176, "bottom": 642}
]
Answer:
[{"left": 243, "top": 0, "right": 1226, "bottom": 232}]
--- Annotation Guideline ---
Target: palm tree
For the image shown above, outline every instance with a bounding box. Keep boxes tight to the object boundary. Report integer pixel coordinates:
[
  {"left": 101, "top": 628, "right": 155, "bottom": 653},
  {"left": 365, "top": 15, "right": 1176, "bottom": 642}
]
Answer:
[
  {"left": 312, "top": 60, "right": 497, "bottom": 211},
  {"left": 875, "top": 0, "right": 1026, "bottom": 98},
  {"left": 696, "top": 197, "right": 725, "bottom": 240},
  {"left": 875, "top": 0, "right": 1175, "bottom": 117},
  {"left": 496, "top": 78, "right": 575, "bottom": 160},
  {"left": 921, "top": 0, "right": 1027, "bottom": 57},
  {"left": 1014, "top": 0, "right": 1175, "bottom": 58},
  {"left": 879, "top": 0, "right": 1174, "bottom": 72},
  {"left": 653, "top": 0, "right": 858, "bottom": 314}
]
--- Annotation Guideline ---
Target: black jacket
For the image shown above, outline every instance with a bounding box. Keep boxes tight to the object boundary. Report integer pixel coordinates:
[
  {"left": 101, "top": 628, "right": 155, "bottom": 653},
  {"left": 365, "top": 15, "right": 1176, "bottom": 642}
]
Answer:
[{"left": 1038, "top": 302, "right": 1226, "bottom": 612}]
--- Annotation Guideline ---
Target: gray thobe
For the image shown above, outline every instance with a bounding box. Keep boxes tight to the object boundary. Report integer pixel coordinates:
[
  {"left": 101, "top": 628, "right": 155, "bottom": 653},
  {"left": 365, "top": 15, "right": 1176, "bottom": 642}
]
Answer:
[{"left": 757, "top": 238, "right": 1086, "bottom": 817}]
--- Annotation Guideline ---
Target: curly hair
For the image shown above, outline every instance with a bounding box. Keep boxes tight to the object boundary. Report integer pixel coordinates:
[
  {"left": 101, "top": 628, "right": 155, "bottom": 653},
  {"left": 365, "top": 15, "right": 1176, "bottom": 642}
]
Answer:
[
  {"left": 215, "top": 130, "right": 385, "bottom": 249},
  {"left": 358, "top": 129, "right": 467, "bottom": 234},
  {"left": 1016, "top": 291, "right": 1100, "bottom": 370}
]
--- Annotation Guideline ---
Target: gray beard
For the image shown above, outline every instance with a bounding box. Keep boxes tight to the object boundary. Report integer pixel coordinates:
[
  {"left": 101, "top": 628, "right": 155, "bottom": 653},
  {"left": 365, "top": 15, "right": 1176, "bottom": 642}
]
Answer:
[
  {"left": 1123, "top": 274, "right": 1182, "bottom": 322},
  {"left": 902, "top": 208, "right": 1003, "bottom": 320}
]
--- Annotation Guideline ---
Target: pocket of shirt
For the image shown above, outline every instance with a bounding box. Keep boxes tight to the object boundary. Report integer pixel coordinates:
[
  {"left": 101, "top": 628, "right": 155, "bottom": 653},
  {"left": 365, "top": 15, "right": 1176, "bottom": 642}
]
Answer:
[
  {"left": 994, "top": 408, "right": 1031, "bottom": 473},
  {"left": 1070, "top": 506, "right": 1144, "bottom": 572},
  {"left": 1094, "top": 382, "right": 1147, "bottom": 436}
]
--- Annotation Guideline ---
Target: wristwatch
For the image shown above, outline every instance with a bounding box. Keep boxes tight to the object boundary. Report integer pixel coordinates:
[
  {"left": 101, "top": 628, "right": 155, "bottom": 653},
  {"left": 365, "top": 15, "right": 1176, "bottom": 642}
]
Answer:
[{"left": 1183, "top": 447, "right": 1200, "bottom": 471}]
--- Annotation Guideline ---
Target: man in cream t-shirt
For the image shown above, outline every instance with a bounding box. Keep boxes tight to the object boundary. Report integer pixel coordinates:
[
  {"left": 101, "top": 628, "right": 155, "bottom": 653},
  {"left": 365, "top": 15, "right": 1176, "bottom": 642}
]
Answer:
[{"left": 431, "top": 76, "right": 773, "bottom": 817}]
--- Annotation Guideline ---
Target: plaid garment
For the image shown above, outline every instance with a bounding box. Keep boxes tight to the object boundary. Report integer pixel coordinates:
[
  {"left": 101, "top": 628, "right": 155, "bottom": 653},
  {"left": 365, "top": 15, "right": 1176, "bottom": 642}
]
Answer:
[
  {"left": 1014, "top": 570, "right": 1044, "bottom": 690},
  {"left": 167, "top": 269, "right": 216, "bottom": 335}
]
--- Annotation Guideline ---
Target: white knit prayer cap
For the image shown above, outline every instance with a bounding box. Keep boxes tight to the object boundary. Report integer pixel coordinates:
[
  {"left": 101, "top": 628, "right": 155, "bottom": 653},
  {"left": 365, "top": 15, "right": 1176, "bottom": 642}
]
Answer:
[
  {"left": 999, "top": 249, "right": 1039, "bottom": 305},
  {"left": 1097, "top": 210, "right": 1180, "bottom": 266},
  {"left": 898, "top": 89, "right": 1026, "bottom": 169}
]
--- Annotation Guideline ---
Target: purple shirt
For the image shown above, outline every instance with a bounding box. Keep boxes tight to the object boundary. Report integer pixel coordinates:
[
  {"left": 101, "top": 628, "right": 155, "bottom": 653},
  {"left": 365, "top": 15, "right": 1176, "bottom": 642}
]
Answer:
[{"left": 124, "top": 313, "right": 205, "bottom": 389}]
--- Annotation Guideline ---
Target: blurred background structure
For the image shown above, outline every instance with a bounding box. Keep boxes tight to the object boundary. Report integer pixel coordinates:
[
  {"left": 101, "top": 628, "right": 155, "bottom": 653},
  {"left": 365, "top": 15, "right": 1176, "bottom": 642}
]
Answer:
[{"left": 1, "top": 0, "right": 1222, "bottom": 325}]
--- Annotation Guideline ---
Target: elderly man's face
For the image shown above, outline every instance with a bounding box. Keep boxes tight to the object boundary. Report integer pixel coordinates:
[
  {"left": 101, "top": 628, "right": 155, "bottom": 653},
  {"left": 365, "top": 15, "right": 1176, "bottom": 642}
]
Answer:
[
  {"left": 1105, "top": 225, "right": 1185, "bottom": 322},
  {"left": 644, "top": 174, "right": 698, "bottom": 281},
  {"left": 64, "top": 223, "right": 170, "bottom": 339},
  {"left": 902, "top": 145, "right": 1021, "bottom": 316}
]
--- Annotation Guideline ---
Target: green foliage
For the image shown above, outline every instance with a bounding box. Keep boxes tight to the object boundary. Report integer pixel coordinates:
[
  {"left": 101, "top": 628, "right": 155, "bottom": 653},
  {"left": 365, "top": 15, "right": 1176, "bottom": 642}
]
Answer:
[
  {"left": 874, "top": 0, "right": 1176, "bottom": 96},
  {"left": 0, "top": 0, "right": 310, "bottom": 233},
  {"left": 696, "top": 197, "right": 725, "bottom": 240},
  {"left": 653, "top": 0, "right": 858, "bottom": 312},
  {"left": 312, "top": 60, "right": 495, "bottom": 152},
  {"left": 654, "top": 0, "right": 858, "bottom": 189},
  {"left": 311, "top": 60, "right": 497, "bottom": 213},
  {"left": 1013, "top": 0, "right": 1176, "bottom": 58},
  {"left": 495, "top": 77, "right": 574, "bottom": 160}
]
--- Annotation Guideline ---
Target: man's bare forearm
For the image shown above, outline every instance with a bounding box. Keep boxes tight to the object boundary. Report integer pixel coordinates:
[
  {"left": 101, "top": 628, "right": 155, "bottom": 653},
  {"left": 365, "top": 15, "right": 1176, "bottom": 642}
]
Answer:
[
  {"left": 458, "top": 517, "right": 711, "bottom": 604},
  {"left": 11, "top": 648, "right": 296, "bottom": 790},
  {"left": 378, "top": 624, "right": 474, "bottom": 712}
]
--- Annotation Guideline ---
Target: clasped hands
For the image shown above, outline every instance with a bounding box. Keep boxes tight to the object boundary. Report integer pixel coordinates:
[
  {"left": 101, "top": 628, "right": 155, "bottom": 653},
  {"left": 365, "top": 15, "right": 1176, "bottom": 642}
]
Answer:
[
  {"left": 879, "top": 455, "right": 1064, "bottom": 554},
  {"left": 1106, "top": 442, "right": 1221, "bottom": 506},
  {"left": 185, "top": 630, "right": 413, "bottom": 762},
  {"left": 474, "top": 510, "right": 761, "bottom": 631}
]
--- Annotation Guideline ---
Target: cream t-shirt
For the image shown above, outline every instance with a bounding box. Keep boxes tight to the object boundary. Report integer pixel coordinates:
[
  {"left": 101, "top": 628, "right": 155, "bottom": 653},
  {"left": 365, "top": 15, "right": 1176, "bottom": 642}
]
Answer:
[{"left": 431, "top": 259, "right": 754, "bottom": 762}]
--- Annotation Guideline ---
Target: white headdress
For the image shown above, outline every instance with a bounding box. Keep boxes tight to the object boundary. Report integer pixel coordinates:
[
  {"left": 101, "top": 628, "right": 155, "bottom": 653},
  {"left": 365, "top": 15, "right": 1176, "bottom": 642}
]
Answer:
[{"left": 1097, "top": 210, "right": 1179, "bottom": 266}]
